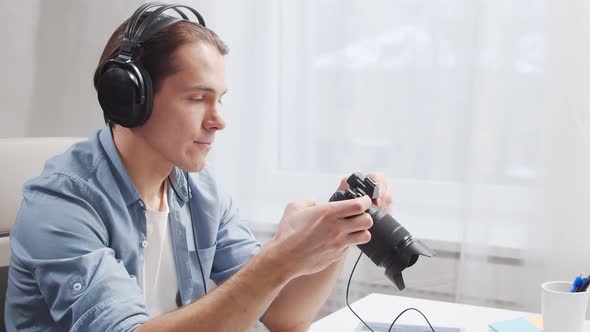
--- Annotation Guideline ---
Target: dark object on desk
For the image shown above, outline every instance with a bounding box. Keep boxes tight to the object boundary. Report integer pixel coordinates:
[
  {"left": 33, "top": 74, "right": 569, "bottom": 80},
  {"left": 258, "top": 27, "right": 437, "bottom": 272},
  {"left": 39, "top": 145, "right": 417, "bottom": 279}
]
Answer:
[
  {"left": 330, "top": 173, "right": 435, "bottom": 290},
  {"left": 358, "top": 322, "right": 461, "bottom": 332}
]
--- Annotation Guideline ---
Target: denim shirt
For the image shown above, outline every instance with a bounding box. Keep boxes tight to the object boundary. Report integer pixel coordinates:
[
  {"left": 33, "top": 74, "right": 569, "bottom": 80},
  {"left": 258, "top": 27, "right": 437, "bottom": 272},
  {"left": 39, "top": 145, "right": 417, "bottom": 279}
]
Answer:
[{"left": 5, "top": 128, "right": 261, "bottom": 331}]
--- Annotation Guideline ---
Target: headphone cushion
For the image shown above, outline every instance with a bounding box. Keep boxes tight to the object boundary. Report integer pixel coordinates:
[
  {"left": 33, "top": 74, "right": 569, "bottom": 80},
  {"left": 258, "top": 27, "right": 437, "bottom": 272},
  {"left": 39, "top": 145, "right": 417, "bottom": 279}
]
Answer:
[
  {"left": 97, "top": 60, "right": 151, "bottom": 127},
  {"left": 135, "top": 62, "right": 153, "bottom": 125}
]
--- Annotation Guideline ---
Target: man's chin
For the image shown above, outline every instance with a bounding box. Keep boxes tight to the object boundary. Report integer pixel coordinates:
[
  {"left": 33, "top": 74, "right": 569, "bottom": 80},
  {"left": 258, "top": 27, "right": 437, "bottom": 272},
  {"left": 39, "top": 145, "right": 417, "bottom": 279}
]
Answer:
[
  {"left": 185, "top": 163, "right": 205, "bottom": 173},
  {"left": 177, "top": 158, "right": 206, "bottom": 173}
]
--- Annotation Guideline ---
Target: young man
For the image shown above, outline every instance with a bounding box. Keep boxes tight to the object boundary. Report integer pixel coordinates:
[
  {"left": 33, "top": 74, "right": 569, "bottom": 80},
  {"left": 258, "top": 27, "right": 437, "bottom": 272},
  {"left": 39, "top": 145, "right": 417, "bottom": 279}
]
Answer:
[{"left": 5, "top": 4, "right": 393, "bottom": 332}]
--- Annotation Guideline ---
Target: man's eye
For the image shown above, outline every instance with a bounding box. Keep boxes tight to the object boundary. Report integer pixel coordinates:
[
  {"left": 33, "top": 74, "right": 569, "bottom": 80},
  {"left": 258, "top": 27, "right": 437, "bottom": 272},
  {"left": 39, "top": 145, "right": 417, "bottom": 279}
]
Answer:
[{"left": 190, "top": 97, "right": 205, "bottom": 102}]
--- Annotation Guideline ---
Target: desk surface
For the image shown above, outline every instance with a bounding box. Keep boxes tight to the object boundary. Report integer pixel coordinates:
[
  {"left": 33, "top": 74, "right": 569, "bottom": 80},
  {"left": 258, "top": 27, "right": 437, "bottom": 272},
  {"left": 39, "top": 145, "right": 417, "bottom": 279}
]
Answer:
[{"left": 309, "top": 293, "right": 590, "bottom": 332}]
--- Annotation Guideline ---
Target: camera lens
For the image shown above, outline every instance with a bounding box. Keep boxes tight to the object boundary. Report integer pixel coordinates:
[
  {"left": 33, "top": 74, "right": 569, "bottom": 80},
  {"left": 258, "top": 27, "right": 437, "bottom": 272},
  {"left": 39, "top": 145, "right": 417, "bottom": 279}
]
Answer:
[
  {"left": 330, "top": 173, "right": 435, "bottom": 290},
  {"left": 358, "top": 206, "right": 434, "bottom": 290}
]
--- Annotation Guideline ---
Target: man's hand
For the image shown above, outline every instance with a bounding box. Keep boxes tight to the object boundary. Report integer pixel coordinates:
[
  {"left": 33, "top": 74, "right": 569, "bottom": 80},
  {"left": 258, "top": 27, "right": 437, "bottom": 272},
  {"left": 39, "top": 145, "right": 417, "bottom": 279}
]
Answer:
[
  {"left": 260, "top": 173, "right": 394, "bottom": 331},
  {"left": 269, "top": 196, "right": 373, "bottom": 279},
  {"left": 338, "top": 171, "right": 393, "bottom": 212}
]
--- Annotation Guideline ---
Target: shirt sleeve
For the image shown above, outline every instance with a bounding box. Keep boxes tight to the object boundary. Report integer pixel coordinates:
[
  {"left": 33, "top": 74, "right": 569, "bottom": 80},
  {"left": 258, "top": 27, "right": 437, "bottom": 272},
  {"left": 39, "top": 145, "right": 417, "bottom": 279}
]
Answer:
[
  {"left": 9, "top": 174, "right": 149, "bottom": 332},
  {"left": 209, "top": 190, "right": 262, "bottom": 285}
]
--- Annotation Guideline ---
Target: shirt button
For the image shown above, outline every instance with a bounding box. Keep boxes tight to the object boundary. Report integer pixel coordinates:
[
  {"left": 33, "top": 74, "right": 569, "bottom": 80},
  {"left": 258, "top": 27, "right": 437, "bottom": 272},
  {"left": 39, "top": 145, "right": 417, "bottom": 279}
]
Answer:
[
  {"left": 72, "top": 283, "right": 82, "bottom": 292},
  {"left": 138, "top": 201, "right": 145, "bottom": 208},
  {"left": 141, "top": 240, "right": 148, "bottom": 248}
]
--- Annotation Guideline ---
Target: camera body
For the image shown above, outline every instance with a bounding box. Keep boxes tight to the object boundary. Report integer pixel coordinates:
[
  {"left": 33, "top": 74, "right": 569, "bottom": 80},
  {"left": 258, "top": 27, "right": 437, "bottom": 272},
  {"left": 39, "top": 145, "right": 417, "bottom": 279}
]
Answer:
[{"left": 330, "top": 172, "right": 435, "bottom": 290}]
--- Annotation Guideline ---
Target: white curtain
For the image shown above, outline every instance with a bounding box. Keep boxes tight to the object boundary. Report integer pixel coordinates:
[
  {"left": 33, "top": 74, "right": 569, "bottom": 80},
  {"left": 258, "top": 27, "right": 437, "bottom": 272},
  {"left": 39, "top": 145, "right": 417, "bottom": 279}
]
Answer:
[
  {"left": 2, "top": 0, "right": 589, "bottom": 317},
  {"left": 210, "top": 0, "right": 590, "bottom": 315}
]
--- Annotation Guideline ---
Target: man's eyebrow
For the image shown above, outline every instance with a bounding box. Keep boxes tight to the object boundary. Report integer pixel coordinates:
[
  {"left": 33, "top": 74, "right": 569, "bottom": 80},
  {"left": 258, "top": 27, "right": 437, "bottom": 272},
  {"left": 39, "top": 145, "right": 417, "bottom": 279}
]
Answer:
[{"left": 185, "top": 84, "right": 228, "bottom": 95}]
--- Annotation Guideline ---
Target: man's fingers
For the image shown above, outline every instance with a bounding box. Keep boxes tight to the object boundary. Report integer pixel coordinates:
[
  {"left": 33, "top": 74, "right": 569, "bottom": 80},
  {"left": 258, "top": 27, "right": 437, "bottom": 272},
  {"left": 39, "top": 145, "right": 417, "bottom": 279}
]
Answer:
[
  {"left": 366, "top": 172, "right": 385, "bottom": 193},
  {"left": 340, "top": 213, "right": 373, "bottom": 233},
  {"left": 366, "top": 171, "right": 393, "bottom": 211},
  {"left": 286, "top": 199, "right": 317, "bottom": 213},
  {"left": 382, "top": 191, "right": 393, "bottom": 211},
  {"left": 327, "top": 195, "right": 372, "bottom": 218},
  {"left": 374, "top": 193, "right": 392, "bottom": 211},
  {"left": 347, "top": 230, "right": 372, "bottom": 246}
]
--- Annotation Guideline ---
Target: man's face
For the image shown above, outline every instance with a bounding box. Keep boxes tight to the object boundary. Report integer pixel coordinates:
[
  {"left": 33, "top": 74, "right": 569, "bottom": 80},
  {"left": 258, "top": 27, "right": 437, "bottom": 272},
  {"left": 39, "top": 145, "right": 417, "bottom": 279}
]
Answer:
[{"left": 137, "top": 42, "right": 227, "bottom": 172}]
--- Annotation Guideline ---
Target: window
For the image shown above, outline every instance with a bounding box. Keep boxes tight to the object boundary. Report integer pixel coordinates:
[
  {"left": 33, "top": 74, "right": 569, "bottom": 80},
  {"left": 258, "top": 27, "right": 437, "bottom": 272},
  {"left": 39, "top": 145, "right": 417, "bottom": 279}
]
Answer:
[{"left": 210, "top": 0, "right": 544, "bottom": 249}]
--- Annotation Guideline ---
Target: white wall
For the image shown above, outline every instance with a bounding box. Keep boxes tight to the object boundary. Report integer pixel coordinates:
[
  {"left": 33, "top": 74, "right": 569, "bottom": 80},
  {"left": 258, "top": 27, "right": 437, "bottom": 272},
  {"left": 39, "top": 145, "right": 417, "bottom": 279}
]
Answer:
[
  {"left": 0, "top": 1, "right": 145, "bottom": 138},
  {"left": 1, "top": 0, "right": 40, "bottom": 137}
]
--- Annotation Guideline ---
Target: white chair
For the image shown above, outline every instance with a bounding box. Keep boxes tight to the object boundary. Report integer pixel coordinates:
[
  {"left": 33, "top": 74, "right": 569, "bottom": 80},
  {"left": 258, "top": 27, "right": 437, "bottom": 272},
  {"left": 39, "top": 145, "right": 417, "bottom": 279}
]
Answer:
[{"left": 0, "top": 137, "right": 84, "bottom": 330}]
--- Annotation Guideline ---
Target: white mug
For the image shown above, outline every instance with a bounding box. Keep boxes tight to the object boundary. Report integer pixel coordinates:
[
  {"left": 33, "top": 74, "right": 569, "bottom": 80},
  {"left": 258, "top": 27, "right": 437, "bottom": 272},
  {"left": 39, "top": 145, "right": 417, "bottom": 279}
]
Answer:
[{"left": 542, "top": 281, "right": 589, "bottom": 332}]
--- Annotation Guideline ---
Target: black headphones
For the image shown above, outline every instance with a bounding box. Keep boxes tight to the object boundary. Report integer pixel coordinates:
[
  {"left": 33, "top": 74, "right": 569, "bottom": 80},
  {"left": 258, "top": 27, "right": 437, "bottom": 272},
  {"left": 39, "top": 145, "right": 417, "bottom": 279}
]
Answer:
[{"left": 97, "top": 2, "right": 206, "bottom": 128}]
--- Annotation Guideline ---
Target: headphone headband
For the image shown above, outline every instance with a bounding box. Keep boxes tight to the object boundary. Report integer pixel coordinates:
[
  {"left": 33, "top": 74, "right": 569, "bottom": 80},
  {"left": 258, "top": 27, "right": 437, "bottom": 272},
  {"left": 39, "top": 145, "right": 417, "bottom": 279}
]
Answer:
[
  {"left": 135, "top": 5, "right": 204, "bottom": 40},
  {"left": 120, "top": 3, "right": 206, "bottom": 57}
]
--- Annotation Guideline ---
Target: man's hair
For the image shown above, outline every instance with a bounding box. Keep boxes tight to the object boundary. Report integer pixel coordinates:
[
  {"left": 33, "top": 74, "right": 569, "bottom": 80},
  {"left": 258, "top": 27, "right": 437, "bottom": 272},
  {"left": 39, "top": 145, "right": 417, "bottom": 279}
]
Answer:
[{"left": 93, "top": 11, "right": 229, "bottom": 95}]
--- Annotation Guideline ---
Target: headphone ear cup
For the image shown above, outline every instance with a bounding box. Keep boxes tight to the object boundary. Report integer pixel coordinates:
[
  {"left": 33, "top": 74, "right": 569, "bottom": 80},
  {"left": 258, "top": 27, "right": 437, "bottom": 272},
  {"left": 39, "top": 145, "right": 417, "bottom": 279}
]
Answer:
[
  {"left": 97, "top": 59, "right": 149, "bottom": 128},
  {"left": 135, "top": 62, "right": 154, "bottom": 126}
]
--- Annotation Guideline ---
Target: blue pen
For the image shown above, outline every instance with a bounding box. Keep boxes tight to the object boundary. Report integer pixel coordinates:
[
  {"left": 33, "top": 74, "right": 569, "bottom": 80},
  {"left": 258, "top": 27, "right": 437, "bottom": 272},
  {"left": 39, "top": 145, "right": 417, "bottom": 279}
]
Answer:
[
  {"left": 571, "top": 273, "right": 584, "bottom": 292},
  {"left": 577, "top": 275, "right": 588, "bottom": 292},
  {"left": 578, "top": 277, "right": 590, "bottom": 292},
  {"left": 579, "top": 276, "right": 590, "bottom": 292}
]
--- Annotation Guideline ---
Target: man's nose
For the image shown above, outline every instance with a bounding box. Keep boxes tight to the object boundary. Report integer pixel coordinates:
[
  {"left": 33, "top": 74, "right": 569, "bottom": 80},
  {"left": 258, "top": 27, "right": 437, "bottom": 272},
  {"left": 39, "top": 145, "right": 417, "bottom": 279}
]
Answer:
[{"left": 203, "top": 103, "right": 226, "bottom": 131}]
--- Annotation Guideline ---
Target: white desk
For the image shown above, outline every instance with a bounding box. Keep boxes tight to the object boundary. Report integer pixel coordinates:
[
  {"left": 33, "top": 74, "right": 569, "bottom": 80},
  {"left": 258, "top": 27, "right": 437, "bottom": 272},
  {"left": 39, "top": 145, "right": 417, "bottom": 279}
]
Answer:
[{"left": 310, "top": 293, "right": 590, "bottom": 332}]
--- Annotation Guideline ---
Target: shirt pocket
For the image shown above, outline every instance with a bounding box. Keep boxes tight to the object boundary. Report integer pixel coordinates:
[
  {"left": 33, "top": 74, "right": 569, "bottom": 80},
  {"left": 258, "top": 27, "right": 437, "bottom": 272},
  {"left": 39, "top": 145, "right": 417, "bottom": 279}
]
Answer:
[{"left": 188, "top": 241, "right": 216, "bottom": 298}]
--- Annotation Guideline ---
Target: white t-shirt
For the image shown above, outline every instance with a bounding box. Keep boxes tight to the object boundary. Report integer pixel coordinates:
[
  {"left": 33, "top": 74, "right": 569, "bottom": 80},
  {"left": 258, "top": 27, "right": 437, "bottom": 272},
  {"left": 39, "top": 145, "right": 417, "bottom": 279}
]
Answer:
[{"left": 142, "top": 182, "right": 179, "bottom": 317}]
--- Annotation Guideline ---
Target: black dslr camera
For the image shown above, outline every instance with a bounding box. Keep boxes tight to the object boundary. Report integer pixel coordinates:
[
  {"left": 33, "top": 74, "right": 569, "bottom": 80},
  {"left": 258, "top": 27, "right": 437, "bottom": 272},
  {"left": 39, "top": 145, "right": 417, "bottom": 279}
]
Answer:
[{"left": 329, "top": 172, "right": 435, "bottom": 290}]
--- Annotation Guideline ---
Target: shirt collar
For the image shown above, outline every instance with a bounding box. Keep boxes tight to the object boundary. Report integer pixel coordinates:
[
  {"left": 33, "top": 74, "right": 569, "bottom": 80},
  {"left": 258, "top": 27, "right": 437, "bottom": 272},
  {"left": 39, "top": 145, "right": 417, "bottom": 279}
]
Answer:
[
  {"left": 168, "top": 166, "right": 189, "bottom": 204},
  {"left": 98, "top": 127, "right": 189, "bottom": 206}
]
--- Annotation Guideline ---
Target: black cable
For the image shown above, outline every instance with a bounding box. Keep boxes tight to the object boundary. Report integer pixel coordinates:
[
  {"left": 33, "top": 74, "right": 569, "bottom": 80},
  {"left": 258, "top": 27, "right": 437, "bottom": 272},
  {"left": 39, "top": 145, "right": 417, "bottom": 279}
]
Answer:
[
  {"left": 346, "top": 251, "right": 376, "bottom": 332},
  {"left": 345, "top": 251, "right": 436, "bottom": 332},
  {"left": 387, "top": 307, "right": 436, "bottom": 332}
]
